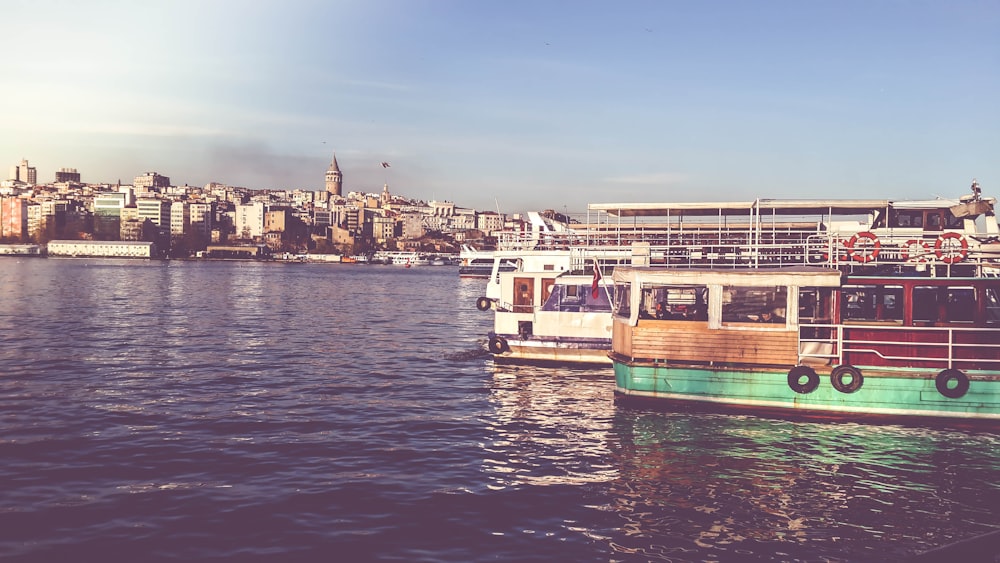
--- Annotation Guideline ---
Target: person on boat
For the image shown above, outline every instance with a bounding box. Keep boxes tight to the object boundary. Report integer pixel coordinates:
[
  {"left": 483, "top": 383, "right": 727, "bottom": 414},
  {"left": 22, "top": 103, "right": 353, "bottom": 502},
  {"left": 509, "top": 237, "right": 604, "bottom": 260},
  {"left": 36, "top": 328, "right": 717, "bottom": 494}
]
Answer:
[{"left": 758, "top": 309, "right": 785, "bottom": 323}]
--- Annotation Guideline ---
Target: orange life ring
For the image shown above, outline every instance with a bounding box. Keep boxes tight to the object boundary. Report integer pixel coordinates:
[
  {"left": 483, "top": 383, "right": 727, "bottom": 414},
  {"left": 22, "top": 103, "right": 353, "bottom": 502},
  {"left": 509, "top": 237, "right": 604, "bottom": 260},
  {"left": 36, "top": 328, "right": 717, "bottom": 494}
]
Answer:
[
  {"left": 934, "top": 232, "right": 968, "bottom": 264},
  {"left": 846, "top": 232, "right": 880, "bottom": 263},
  {"left": 900, "top": 239, "right": 929, "bottom": 263}
]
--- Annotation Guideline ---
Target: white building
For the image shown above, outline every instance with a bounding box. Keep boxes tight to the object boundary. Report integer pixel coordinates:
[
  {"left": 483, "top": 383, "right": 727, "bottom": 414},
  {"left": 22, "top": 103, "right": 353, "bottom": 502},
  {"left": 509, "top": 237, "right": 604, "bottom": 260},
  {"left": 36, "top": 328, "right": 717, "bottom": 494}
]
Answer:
[
  {"left": 235, "top": 201, "right": 266, "bottom": 239},
  {"left": 47, "top": 240, "right": 155, "bottom": 258}
]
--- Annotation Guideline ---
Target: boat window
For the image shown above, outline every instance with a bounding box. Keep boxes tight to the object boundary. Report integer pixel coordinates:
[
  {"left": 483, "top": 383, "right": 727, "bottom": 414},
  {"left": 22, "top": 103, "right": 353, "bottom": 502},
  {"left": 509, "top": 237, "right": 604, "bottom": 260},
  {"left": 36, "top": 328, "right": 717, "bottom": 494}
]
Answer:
[
  {"left": 638, "top": 285, "right": 707, "bottom": 321},
  {"left": 895, "top": 211, "right": 922, "bottom": 228},
  {"left": 926, "top": 211, "right": 944, "bottom": 231},
  {"left": 945, "top": 211, "right": 964, "bottom": 229},
  {"left": 541, "top": 283, "right": 612, "bottom": 312},
  {"left": 799, "top": 288, "right": 835, "bottom": 322},
  {"left": 986, "top": 286, "right": 1000, "bottom": 325},
  {"left": 722, "top": 286, "right": 787, "bottom": 323},
  {"left": 613, "top": 284, "right": 631, "bottom": 318},
  {"left": 913, "top": 286, "right": 976, "bottom": 323},
  {"left": 841, "top": 285, "right": 903, "bottom": 321}
]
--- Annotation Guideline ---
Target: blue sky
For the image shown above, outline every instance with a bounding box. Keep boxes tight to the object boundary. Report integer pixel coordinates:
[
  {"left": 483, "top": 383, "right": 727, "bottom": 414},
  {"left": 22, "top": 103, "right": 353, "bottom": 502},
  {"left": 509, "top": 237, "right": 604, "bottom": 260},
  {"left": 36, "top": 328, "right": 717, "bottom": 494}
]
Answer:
[{"left": 2, "top": 0, "right": 997, "bottom": 213}]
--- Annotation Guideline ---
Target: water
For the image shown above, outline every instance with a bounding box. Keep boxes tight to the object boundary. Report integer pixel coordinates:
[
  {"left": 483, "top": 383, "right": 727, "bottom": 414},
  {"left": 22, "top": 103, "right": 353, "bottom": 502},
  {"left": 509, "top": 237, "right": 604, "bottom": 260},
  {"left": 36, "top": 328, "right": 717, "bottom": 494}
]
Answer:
[{"left": 0, "top": 259, "right": 997, "bottom": 562}]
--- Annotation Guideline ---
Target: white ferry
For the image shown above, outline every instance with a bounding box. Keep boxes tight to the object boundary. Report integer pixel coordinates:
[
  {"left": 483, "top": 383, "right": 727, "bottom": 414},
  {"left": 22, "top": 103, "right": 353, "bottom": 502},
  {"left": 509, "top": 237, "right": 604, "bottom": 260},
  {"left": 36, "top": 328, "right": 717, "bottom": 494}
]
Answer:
[{"left": 479, "top": 181, "right": 1000, "bottom": 366}]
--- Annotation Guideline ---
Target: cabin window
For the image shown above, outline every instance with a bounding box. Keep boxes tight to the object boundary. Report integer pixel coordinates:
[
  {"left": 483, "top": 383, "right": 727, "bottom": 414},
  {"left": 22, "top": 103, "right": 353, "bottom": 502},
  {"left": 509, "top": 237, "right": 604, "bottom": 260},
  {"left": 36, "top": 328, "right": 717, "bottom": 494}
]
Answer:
[
  {"left": 896, "top": 211, "right": 922, "bottom": 228},
  {"left": 799, "top": 288, "right": 835, "bottom": 322},
  {"left": 722, "top": 286, "right": 787, "bottom": 323},
  {"left": 841, "top": 285, "right": 903, "bottom": 322},
  {"left": 638, "top": 285, "right": 708, "bottom": 321},
  {"left": 913, "top": 286, "right": 976, "bottom": 323},
  {"left": 986, "top": 287, "right": 1000, "bottom": 325},
  {"left": 614, "top": 284, "right": 631, "bottom": 318},
  {"left": 541, "top": 284, "right": 612, "bottom": 313}
]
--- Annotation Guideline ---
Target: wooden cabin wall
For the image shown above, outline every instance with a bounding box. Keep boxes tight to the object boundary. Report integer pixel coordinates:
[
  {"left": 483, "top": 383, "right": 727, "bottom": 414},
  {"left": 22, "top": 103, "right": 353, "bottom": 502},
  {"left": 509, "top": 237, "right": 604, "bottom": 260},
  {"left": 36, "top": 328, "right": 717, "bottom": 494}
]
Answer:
[{"left": 624, "top": 320, "right": 800, "bottom": 366}]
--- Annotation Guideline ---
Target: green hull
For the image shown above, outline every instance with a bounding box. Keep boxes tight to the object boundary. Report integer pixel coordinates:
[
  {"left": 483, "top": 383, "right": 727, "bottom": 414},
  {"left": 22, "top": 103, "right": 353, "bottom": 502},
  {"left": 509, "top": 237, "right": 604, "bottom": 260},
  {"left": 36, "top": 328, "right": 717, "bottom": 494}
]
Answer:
[{"left": 613, "top": 361, "right": 1000, "bottom": 423}]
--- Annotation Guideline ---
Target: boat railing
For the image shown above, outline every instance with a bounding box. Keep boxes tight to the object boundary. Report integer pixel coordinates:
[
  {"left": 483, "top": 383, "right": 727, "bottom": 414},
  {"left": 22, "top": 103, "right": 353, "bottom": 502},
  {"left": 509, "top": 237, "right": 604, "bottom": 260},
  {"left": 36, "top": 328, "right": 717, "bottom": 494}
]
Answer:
[
  {"left": 798, "top": 322, "right": 1000, "bottom": 369},
  {"left": 496, "top": 227, "right": 999, "bottom": 275}
]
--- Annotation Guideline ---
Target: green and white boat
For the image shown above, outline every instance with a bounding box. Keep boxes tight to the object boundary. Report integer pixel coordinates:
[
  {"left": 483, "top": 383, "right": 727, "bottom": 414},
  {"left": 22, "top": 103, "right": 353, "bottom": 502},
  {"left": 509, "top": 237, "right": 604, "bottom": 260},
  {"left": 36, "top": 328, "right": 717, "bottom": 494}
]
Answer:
[{"left": 610, "top": 266, "right": 1000, "bottom": 425}]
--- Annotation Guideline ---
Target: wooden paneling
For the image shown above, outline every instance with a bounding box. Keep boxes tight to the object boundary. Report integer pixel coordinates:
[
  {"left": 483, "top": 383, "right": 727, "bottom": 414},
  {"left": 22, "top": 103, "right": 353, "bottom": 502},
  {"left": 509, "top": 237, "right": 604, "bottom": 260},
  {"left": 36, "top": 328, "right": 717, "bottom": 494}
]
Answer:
[{"left": 625, "top": 320, "right": 798, "bottom": 366}]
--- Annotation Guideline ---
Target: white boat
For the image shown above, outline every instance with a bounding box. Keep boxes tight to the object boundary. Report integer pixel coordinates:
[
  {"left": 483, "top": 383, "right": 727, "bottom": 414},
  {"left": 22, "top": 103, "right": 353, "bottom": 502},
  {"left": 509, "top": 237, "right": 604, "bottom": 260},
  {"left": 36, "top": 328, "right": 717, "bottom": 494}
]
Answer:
[{"left": 372, "top": 251, "right": 430, "bottom": 266}]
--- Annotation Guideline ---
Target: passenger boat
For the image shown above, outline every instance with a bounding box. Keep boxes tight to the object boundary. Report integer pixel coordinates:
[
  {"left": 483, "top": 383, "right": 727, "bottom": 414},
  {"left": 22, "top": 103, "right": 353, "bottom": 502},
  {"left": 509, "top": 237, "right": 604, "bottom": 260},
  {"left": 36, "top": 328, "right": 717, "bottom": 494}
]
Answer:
[
  {"left": 459, "top": 245, "right": 515, "bottom": 278},
  {"left": 481, "top": 181, "right": 1000, "bottom": 369},
  {"left": 608, "top": 265, "right": 1000, "bottom": 423}
]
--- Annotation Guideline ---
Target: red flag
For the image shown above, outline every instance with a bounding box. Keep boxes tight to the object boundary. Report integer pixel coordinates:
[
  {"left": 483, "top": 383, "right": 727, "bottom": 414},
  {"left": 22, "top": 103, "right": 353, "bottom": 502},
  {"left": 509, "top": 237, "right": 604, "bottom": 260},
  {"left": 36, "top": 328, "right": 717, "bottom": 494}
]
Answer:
[{"left": 591, "top": 260, "right": 601, "bottom": 298}]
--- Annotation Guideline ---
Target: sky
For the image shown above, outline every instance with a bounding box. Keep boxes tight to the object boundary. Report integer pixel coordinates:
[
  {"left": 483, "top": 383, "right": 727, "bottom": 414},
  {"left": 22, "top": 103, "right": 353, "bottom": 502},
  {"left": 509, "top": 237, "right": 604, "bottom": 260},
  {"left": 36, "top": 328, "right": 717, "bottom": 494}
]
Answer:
[{"left": 2, "top": 0, "right": 998, "bottom": 214}]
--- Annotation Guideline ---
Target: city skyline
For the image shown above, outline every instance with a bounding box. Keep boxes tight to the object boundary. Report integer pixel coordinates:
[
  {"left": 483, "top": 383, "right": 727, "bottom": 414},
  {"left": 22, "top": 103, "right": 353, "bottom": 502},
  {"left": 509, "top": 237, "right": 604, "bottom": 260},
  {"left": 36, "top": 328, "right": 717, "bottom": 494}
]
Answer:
[{"left": 2, "top": 1, "right": 998, "bottom": 214}]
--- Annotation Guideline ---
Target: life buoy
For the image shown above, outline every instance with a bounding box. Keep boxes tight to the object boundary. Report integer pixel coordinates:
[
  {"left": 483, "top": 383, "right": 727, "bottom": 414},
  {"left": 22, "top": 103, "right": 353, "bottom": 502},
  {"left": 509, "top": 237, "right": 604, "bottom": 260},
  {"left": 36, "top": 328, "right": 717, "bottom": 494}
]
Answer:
[
  {"left": 476, "top": 297, "right": 492, "bottom": 311},
  {"left": 900, "top": 239, "right": 929, "bottom": 263},
  {"left": 846, "top": 232, "right": 880, "bottom": 263},
  {"left": 788, "top": 365, "right": 819, "bottom": 394},
  {"left": 830, "top": 365, "right": 864, "bottom": 393},
  {"left": 935, "top": 369, "right": 969, "bottom": 399},
  {"left": 934, "top": 233, "right": 969, "bottom": 264},
  {"left": 488, "top": 335, "right": 509, "bottom": 354}
]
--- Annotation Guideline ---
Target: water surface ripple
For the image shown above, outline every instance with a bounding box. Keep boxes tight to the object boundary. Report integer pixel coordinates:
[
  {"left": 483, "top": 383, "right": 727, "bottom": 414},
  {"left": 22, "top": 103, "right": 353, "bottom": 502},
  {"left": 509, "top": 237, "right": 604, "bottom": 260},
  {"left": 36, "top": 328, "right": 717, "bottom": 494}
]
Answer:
[{"left": 0, "top": 259, "right": 996, "bottom": 562}]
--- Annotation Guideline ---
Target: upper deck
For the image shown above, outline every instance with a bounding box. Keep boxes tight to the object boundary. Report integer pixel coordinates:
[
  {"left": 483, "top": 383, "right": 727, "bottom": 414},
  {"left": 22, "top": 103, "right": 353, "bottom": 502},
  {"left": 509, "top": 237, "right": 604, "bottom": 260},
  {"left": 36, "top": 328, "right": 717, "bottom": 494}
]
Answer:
[{"left": 494, "top": 182, "right": 1000, "bottom": 278}]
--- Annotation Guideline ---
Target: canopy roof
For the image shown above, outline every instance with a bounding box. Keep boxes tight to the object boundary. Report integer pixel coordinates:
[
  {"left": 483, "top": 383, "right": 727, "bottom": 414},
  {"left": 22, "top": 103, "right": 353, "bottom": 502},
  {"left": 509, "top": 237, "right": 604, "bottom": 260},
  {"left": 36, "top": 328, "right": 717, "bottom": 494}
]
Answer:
[{"left": 611, "top": 266, "right": 844, "bottom": 288}]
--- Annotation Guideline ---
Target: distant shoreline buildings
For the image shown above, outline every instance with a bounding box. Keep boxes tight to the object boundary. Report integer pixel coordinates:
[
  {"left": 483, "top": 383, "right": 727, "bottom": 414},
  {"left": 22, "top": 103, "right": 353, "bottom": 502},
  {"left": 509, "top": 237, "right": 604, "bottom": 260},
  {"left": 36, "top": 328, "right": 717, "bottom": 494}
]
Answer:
[{"left": 0, "top": 153, "right": 518, "bottom": 258}]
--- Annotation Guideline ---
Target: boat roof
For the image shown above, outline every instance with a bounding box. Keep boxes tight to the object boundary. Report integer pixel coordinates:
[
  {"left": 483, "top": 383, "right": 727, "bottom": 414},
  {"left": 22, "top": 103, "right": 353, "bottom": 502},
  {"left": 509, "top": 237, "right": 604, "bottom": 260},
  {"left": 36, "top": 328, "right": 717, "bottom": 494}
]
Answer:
[
  {"left": 611, "top": 266, "right": 844, "bottom": 287},
  {"left": 588, "top": 196, "right": 995, "bottom": 218}
]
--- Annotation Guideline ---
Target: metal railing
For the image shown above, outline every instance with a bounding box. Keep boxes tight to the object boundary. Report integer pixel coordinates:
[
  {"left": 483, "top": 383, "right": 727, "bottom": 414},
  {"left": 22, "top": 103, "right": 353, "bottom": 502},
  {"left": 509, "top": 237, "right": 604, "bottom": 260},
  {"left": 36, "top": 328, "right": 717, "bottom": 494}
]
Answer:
[{"left": 798, "top": 322, "right": 1000, "bottom": 369}]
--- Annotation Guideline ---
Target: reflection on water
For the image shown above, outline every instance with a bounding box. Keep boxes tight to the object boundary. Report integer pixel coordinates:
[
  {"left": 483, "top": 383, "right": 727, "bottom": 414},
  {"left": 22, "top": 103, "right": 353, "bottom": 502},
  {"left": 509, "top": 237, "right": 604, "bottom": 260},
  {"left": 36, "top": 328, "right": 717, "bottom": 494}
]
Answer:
[
  {"left": 485, "top": 363, "right": 617, "bottom": 489},
  {"left": 608, "top": 410, "right": 1000, "bottom": 561},
  {"left": 484, "top": 363, "right": 1000, "bottom": 561}
]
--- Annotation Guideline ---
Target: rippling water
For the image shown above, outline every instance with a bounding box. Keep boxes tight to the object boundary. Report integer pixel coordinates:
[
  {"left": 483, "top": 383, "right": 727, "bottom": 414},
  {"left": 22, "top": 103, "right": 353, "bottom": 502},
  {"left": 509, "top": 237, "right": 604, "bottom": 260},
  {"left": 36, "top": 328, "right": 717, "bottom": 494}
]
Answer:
[{"left": 0, "top": 259, "right": 997, "bottom": 562}]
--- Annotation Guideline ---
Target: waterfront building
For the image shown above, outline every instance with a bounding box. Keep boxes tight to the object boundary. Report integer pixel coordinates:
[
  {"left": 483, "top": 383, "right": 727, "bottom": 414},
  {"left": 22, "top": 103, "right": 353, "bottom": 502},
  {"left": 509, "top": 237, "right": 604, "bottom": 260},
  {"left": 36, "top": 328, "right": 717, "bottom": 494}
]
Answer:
[
  {"left": 476, "top": 212, "right": 505, "bottom": 235},
  {"left": 235, "top": 201, "right": 266, "bottom": 239},
  {"left": 189, "top": 202, "right": 213, "bottom": 237},
  {"left": 93, "top": 192, "right": 127, "bottom": 238},
  {"left": 136, "top": 198, "right": 170, "bottom": 233},
  {"left": 170, "top": 201, "right": 190, "bottom": 236},
  {"left": 1, "top": 197, "right": 29, "bottom": 240},
  {"left": 373, "top": 214, "right": 397, "bottom": 243},
  {"left": 325, "top": 153, "right": 343, "bottom": 197},
  {"left": 47, "top": 240, "right": 155, "bottom": 258}
]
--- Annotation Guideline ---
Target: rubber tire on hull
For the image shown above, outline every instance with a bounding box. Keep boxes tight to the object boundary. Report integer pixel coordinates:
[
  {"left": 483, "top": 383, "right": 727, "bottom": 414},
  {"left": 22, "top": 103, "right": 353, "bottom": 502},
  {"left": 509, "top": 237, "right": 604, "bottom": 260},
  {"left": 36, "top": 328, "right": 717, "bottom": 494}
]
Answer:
[
  {"left": 936, "top": 369, "right": 970, "bottom": 399},
  {"left": 788, "top": 365, "right": 820, "bottom": 394},
  {"left": 476, "top": 297, "right": 492, "bottom": 311},
  {"left": 488, "top": 335, "right": 509, "bottom": 354},
  {"left": 830, "top": 365, "right": 864, "bottom": 394}
]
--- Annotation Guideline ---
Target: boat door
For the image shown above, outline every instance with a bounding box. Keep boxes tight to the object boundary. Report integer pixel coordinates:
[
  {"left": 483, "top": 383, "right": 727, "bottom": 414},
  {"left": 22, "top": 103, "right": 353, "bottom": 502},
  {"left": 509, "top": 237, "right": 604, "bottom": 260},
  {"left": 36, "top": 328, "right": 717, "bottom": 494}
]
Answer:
[
  {"left": 514, "top": 277, "right": 534, "bottom": 313},
  {"left": 541, "top": 278, "right": 555, "bottom": 304}
]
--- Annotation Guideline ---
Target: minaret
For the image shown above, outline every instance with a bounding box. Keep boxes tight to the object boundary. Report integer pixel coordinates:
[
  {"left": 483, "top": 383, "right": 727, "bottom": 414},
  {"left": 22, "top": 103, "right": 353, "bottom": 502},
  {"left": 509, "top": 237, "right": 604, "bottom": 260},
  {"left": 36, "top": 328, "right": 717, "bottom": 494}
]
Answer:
[
  {"left": 325, "top": 152, "right": 343, "bottom": 197},
  {"left": 381, "top": 183, "right": 391, "bottom": 205}
]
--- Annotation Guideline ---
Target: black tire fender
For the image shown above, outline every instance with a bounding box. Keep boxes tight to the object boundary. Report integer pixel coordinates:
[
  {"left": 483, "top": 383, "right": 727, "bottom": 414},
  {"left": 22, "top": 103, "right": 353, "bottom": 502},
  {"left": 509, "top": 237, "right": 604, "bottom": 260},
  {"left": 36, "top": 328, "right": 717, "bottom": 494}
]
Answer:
[
  {"left": 935, "top": 369, "right": 969, "bottom": 399},
  {"left": 476, "top": 297, "right": 492, "bottom": 311},
  {"left": 788, "top": 365, "right": 819, "bottom": 394},
  {"left": 488, "top": 335, "right": 509, "bottom": 354},
  {"left": 830, "top": 365, "right": 864, "bottom": 394}
]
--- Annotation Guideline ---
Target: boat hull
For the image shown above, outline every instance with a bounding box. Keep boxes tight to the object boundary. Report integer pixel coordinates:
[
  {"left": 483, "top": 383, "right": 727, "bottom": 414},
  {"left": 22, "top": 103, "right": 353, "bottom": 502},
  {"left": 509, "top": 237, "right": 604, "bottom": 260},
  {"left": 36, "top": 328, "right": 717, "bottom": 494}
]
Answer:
[
  {"left": 612, "top": 358, "right": 1000, "bottom": 423},
  {"left": 491, "top": 334, "right": 612, "bottom": 366}
]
